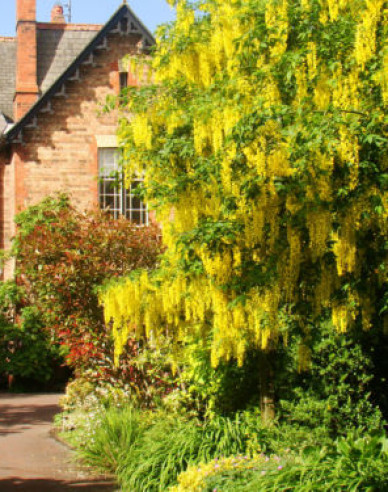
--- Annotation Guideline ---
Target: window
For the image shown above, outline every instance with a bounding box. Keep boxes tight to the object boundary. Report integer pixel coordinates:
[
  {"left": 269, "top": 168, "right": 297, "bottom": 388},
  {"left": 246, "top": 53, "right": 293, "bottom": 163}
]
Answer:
[
  {"left": 98, "top": 148, "right": 148, "bottom": 225},
  {"left": 119, "top": 72, "right": 128, "bottom": 91}
]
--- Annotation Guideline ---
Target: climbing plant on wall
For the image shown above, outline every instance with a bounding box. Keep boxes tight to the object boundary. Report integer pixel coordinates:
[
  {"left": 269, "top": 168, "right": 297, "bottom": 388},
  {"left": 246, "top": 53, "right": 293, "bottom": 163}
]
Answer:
[{"left": 101, "top": 0, "right": 387, "bottom": 402}]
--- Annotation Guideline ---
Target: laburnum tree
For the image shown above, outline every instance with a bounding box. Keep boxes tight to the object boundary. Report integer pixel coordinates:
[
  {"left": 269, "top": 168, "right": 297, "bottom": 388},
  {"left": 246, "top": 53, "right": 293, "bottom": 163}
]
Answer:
[{"left": 101, "top": 0, "right": 387, "bottom": 418}]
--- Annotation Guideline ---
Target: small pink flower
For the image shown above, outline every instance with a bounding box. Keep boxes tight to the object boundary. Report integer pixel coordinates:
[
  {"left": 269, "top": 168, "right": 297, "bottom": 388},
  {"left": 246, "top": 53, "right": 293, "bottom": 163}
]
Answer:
[{"left": 278, "top": 465, "right": 283, "bottom": 470}]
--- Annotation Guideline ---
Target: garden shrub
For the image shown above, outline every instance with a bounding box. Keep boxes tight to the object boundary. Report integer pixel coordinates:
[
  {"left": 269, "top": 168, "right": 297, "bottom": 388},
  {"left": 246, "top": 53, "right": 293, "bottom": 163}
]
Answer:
[
  {"left": 11, "top": 194, "right": 162, "bottom": 382},
  {"left": 59, "top": 377, "right": 132, "bottom": 413},
  {"left": 172, "top": 453, "right": 289, "bottom": 492},
  {"left": 162, "top": 321, "right": 384, "bottom": 431},
  {"left": 0, "top": 307, "right": 62, "bottom": 389},
  {"left": 275, "top": 324, "right": 384, "bottom": 442}
]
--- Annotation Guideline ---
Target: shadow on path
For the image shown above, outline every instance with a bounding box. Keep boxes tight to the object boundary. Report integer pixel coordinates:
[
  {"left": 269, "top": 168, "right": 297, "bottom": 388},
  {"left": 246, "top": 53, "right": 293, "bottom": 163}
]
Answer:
[
  {"left": 0, "top": 403, "right": 59, "bottom": 436},
  {"left": 0, "top": 477, "right": 117, "bottom": 491}
]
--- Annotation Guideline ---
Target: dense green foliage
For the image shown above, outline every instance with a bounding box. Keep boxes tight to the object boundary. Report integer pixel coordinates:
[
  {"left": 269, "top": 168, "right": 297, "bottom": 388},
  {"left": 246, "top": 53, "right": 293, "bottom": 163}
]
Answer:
[
  {"left": 66, "top": 406, "right": 260, "bottom": 491},
  {"left": 276, "top": 325, "right": 384, "bottom": 437},
  {"left": 0, "top": 307, "right": 61, "bottom": 389},
  {"left": 0, "top": 280, "right": 62, "bottom": 389}
]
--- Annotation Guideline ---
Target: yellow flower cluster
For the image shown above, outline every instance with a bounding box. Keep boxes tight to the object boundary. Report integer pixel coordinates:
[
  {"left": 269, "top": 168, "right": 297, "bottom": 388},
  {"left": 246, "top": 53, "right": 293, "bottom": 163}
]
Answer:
[
  {"left": 131, "top": 114, "right": 152, "bottom": 150},
  {"left": 306, "top": 210, "right": 331, "bottom": 261},
  {"left": 314, "top": 72, "right": 331, "bottom": 109},
  {"left": 265, "top": 0, "right": 289, "bottom": 62},
  {"left": 380, "top": 49, "right": 388, "bottom": 106},
  {"left": 170, "top": 454, "right": 274, "bottom": 492},
  {"left": 102, "top": 266, "right": 285, "bottom": 366},
  {"left": 313, "top": 266, "right": 334, "bottom": 316},
  {"left": 332, "top": 213, "right": 358, "bottom": 277},
  {"left": 355, "top": 0, "right": 385, "bottom": 69},
  {"left": 306, "top": 42, "right": 318, "bottom": 81},
  {"left": 332, "top": 66, "right": 360, "bottom": 111}
]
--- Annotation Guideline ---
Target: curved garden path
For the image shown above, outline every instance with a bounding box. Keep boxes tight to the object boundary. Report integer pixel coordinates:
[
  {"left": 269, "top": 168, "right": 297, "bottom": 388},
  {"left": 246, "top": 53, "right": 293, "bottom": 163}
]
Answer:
[{"left": 0, "top": 393, "right": 116, "bottom": 491}]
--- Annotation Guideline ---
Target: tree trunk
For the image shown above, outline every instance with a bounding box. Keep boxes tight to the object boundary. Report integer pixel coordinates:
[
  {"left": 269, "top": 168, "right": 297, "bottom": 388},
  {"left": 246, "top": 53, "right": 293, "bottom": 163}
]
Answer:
[{"left": 259, "top": 351, "right": 275, "bottom": 424}]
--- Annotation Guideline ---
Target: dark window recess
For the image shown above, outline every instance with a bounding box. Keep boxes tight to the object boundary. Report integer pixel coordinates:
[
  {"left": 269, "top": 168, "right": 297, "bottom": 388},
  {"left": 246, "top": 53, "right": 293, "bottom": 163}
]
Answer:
[{"left": 120, "top": 72, "right": 128, "bottom": 90}]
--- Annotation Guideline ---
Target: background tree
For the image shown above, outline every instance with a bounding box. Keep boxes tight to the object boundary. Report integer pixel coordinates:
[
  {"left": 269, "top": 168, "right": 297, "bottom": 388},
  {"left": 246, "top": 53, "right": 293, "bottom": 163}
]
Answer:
[{"left": 101, "top": 0, "right": 387, "bottom": 419}]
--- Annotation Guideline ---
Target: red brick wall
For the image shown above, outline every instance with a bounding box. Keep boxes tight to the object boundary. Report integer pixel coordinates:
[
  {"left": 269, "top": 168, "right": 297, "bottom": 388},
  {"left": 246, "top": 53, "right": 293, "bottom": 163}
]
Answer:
[
  {"left": 2, "top": 34, "right": 141, "bottom": 279},
  {"left": 0, "top": 152, "right": 16, "bottom": 280}
]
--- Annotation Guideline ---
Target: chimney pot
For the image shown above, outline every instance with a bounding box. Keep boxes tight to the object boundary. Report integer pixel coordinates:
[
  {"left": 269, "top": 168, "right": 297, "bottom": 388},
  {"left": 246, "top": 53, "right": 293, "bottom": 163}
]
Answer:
[{"left": 51, "top": 3, "right": 66, "bottom": 23}]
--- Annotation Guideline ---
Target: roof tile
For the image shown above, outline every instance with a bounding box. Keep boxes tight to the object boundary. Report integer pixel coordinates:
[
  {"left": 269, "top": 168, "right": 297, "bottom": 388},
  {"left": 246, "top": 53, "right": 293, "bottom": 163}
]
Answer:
[
  {"left": 37, "top": 27, "right": 99, "bottom": 93},
  {"left": 0, "top": 38, "right": 16, "bottom": 120}
]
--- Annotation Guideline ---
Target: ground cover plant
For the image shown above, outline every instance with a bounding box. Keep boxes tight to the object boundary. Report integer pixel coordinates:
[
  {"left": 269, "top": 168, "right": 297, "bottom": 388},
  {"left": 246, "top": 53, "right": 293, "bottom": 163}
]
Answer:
[
  {"left": 176, "top": 432, "right": 388, "bottom": 491},
  {"left": 61, "top": 405, "right": 266, "bottom": 491}
]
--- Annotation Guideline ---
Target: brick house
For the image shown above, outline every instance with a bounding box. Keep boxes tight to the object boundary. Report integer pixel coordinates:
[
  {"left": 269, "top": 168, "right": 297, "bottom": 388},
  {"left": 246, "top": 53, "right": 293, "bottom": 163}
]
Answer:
[{"left": 0, "top": 0, "right": 154, "bottom": 279}]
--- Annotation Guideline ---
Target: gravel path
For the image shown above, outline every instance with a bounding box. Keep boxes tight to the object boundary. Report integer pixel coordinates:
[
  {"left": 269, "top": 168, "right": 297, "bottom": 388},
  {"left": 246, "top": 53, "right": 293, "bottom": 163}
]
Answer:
[{"left": 0, "top": 393, "right": 117, "bottom": 491}]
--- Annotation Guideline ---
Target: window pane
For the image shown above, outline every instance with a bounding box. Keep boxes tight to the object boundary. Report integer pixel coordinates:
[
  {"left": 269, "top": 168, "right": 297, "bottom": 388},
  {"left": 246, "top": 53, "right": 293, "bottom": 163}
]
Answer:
[
  {"left": 132, "top": 196, "right": 141, "bottom": 210},
  {"left": 99, "top": 148, "right": 119, "bottom": 176},
  {"left": 104, "top": 194, "right": 115, "bottom": 211},
  {"left": 131, "top": 210, "right": 141, "bottom": 224},
  {"left": 103, "top": 180, "right": 116, "bottom": 194}
]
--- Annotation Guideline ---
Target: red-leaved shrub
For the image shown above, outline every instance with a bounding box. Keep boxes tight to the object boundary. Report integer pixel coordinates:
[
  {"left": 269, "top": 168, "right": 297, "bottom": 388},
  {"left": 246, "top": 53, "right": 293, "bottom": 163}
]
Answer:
[{"left": 14, "top": 194, "right": 162, "bottom": 377}]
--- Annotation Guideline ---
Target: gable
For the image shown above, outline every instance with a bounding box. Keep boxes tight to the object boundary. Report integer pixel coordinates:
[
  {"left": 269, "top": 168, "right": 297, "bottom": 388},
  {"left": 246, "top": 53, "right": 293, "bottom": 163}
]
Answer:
[{"left": 5, "top": 4, "right": 155, "bottom": 143}]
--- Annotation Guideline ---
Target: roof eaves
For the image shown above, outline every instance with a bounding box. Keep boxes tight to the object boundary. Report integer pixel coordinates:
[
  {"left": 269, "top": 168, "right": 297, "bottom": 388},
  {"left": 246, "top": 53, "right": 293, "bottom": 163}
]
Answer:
[{"left": 6, "top": 4, "right": 155, "bottom": 143}]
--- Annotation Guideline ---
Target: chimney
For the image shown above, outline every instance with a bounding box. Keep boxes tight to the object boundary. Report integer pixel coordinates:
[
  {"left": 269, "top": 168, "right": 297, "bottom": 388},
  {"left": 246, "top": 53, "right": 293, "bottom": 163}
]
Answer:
[
  {"left": 51, "top": 4, "right": 66, "bottom": 23},
  {"left": 14, "top": 0, "right": 39, "bottom": 120}
]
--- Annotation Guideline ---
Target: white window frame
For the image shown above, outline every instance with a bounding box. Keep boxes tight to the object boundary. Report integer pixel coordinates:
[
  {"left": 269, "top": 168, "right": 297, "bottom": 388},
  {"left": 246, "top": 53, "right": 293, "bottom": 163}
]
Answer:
[{"left": 98, "top": 147, "right": 148, "bottom": 225}]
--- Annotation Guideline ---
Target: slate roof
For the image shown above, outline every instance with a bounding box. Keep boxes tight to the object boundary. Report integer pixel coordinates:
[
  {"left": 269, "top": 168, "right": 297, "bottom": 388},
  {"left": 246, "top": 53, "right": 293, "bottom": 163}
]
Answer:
[
  {"left": 37, "top": 26, "right": 100, "bottom": 93},
  {"left": 5, "top": 4, "right": 155, "bottom": 142},
  {"left": 0, "top": 38, "right": 17, "bottom": 120}
]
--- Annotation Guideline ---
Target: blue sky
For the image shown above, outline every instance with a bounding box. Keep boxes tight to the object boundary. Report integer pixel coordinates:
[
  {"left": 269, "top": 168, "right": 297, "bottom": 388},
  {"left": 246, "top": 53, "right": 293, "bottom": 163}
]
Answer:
[{"left": 0, "top": 1, "right": 176, "bottom": 37}]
